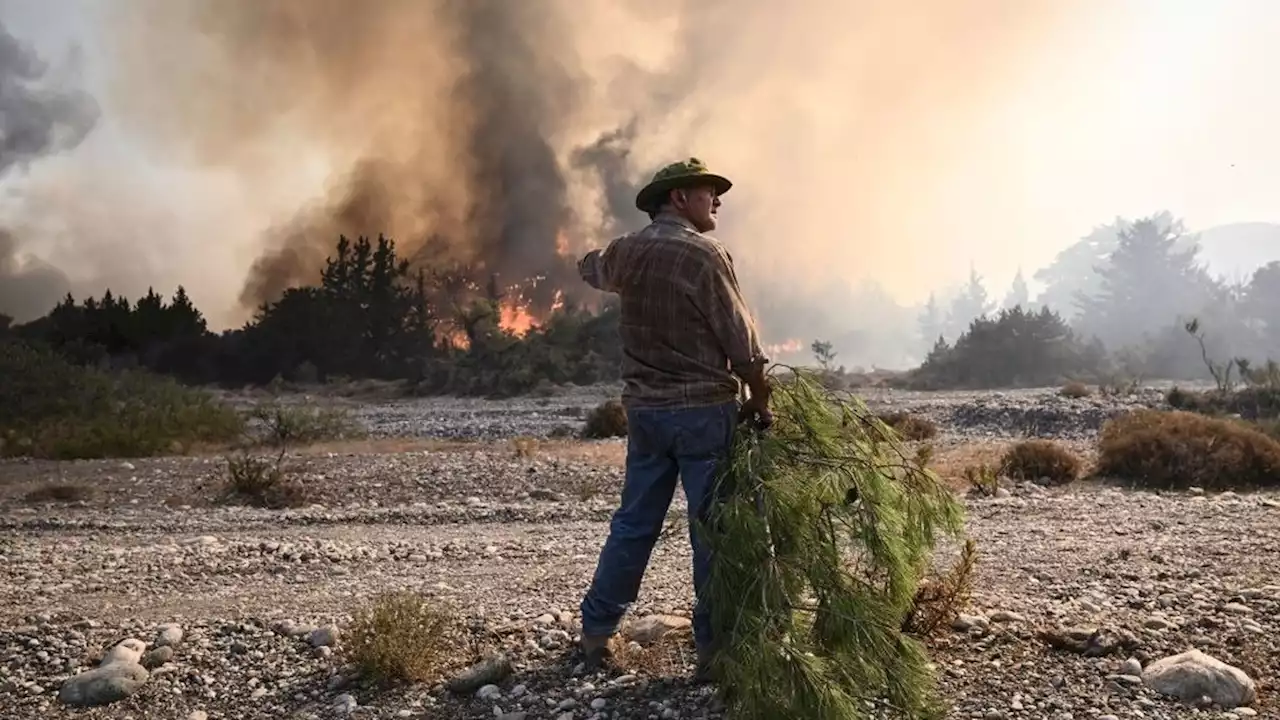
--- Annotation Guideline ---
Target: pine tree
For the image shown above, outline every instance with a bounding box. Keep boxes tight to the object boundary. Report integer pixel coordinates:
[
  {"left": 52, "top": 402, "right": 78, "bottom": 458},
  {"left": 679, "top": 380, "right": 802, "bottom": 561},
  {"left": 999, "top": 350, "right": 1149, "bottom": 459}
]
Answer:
[
  {"left": 1075, "top": 215, "right": 1214, "bottom": 349},
  {"left": 945, "top": 268, "right": 993, "bottom": 339},
  {"left": 1003, "top": 267, "right": 1029, "bottom": 310},
  {"left": 917, "top": 294, "right": 944, "bottom": 350}
]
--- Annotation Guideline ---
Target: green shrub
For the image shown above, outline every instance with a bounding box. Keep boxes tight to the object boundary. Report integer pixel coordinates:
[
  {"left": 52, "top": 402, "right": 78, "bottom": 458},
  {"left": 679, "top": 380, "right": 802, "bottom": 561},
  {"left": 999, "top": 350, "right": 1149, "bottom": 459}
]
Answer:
[
  {"left": 0, "top": 340, "right": 243, "bottom": 460},
  {"left": 999, "top": 440, "right": 1081, "bottom": 486},
  {"left": 905, "top": 306, "right": 1103, "bottom": 390},
  {"left": 1166, "top": 385, "right": 1280, "bottom": 421},
  {"left": 246, "top": 401, "right": 365, "bottom": 446},
  {"left": 1097, "top": 409, "right": 1280, "bottom": 490}
]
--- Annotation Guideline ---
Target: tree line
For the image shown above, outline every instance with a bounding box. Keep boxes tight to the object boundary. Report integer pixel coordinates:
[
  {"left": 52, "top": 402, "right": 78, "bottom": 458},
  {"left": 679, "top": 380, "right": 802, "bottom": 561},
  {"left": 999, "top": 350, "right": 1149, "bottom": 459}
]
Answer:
[
  {"left": 0, "top": 235, "right": 623, "bottom": 397},
  {"left": 904, "top": 213, "right": 1280, "bottom": 388},
  {"left": 4, "top": 211, "right": 1279, "bottom": 394}
]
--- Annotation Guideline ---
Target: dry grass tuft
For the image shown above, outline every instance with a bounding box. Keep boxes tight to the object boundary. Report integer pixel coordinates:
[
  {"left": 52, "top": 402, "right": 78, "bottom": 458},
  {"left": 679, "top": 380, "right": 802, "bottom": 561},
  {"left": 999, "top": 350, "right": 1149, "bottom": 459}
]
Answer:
[
  {"left": 223, "top": 453, "right": 309, "bottom": 508},
  {"left": 963, "top": 464, "right": 1001, "bottom": 497},
  {"left": 876, "top": 411, "right": 939, "bottom": 441},
  {"left": 999, "top": 439, "right": 1082, "bottom": 486},
  {"left": 1097, "top": 409, "right": 1280, "bottom": 490},
  {"left": 511, "top": 436, "right": 537, "bottom": 459},
  {"left": 1059, "top": 382, "right": 1092, "bottom": 399},
  {"left": 343, "top": 590, "right": 465, "bottom": 686},
  {"left": 903, "top": 538, "right": 978, "bottom": 637},
  {"left": 610, "top": 624, "right": 696, "bottom": 677},
  {"left": 582, "top": 399, "right": 628, "bottom": 439},
  {"left": 24, "top": 482, "right": 93, "bottom": 503}
]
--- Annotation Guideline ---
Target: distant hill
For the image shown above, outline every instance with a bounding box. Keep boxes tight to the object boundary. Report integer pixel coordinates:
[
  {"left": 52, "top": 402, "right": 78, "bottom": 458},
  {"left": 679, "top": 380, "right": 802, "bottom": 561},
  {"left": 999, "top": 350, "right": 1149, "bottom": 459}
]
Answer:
[{"left": 1193, "top": 222, "right": 1280, "bottom": 283}]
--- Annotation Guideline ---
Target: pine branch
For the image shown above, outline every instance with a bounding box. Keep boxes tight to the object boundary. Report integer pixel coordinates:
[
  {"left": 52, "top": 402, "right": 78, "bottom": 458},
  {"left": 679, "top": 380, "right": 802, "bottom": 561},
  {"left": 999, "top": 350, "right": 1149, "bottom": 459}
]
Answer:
[{"left": 702, "top": 369, "right": 965, "bottom": 719}]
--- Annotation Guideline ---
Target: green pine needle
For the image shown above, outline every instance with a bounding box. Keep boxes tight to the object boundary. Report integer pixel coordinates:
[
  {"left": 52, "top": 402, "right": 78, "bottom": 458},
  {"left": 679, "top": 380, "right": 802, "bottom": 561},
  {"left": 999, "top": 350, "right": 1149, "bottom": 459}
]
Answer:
[{"left": 702, "top": 369, "right": 965, "bottom": 719}]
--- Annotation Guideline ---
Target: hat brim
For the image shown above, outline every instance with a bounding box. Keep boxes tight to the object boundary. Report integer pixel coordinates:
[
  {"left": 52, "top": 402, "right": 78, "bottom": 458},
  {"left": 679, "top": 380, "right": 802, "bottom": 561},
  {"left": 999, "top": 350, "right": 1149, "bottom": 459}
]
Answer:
[{"left": 635, "top": 173, "right": 732, "bottom": 213}]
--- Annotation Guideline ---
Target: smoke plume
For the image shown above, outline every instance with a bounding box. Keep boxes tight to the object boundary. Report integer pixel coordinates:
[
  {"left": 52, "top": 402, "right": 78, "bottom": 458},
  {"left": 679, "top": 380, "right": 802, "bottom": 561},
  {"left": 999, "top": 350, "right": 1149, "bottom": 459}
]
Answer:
[
  {"left": 0, "top": 18, "right": 97, "bottom": 321},
  {"left": 8, "top": 0, "right": 1096, "bottom": 362}
]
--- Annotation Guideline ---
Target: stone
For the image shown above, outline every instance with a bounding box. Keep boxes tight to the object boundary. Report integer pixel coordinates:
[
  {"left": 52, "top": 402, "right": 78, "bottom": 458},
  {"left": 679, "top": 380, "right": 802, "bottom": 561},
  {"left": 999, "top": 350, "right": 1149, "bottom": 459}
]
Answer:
[
  {"left": 58, "top": 639, "right": 151, "bottom": 707},
  {"left": 625, "top": 614, "right": 692, "bottom": 645},
  {"left": 142, "top": 646, "right": 174, "bottom": 668},
  {"left": 448, "top": 653, "right": 512, "bottom": 695},
  {"left": 1120, "top": 657, "right": 1142, "bottom": 676},
  {"left": 333, "top": 693, "right": 358, "bottom": 715},
  {"left": 101, "top": 638, "right": 146, "bottom": 665},
  {"left": 308, "top": 625, "right": 340, "bottom": 647},
  {"left": 952, "top": 614, "right": 989, "bottom": 632},
  {"left": 988, "top": 610, "right": 1025, "bottom": 623},
  {"left": 1142, "top": 649, "right": 1256, "bottom": 707},
  {"left": 154, "top": 623, "right": 184, "bottom": 648}
]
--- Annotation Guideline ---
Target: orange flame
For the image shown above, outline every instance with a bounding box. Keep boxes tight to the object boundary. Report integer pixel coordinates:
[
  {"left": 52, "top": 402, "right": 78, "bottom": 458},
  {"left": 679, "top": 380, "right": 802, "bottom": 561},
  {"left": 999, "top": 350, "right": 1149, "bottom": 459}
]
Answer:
[
  {"left": 500, "top": 301, "right": 537, "bottom": 336},
  {"left": 764, "top": 338, "right": 804, "bottom": 356}
]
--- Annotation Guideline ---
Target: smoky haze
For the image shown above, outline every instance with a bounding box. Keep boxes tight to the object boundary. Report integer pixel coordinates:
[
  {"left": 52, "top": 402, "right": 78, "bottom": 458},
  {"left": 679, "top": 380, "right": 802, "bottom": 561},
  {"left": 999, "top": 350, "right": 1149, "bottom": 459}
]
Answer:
[
  {"left": 0, "top": 18, "right": 98, "bottom": 321},
  {"left": 4, "top": 1, "right": 1109, "bottom": 362}
]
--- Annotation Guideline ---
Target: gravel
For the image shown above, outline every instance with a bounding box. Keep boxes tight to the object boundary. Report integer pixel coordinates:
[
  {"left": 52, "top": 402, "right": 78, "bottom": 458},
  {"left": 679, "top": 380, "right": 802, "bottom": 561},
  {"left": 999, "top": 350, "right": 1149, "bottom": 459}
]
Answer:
[
  {"left": 0, "top": 383, "right": 1275, "bottom": 719},
  {"left": 290, "top": 380, "right": 1193, "bottom": 442}
]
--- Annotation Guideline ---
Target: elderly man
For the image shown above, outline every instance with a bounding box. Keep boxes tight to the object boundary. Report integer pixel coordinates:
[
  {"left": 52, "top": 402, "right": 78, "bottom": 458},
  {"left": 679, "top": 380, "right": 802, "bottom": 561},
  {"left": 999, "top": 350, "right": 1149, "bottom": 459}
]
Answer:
[{"left": 575, "top": 157, "right": 772, "bottom": 680}]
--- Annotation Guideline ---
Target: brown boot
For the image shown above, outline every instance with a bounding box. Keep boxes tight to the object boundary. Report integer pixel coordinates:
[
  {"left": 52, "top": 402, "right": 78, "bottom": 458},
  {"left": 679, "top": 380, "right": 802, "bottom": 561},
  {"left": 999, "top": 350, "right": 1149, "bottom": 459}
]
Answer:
[
  {"left": 693, "top": 644, "right": 716, "bottom": 684},
  {"left": 579, "top": 633, "right": 614, "bottom": 672}
]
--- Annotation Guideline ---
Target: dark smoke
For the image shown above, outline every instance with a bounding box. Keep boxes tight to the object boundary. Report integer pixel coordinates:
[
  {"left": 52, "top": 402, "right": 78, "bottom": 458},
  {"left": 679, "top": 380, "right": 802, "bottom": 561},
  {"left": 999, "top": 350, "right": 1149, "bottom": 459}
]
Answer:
[
  {"left": 0, "top": 19, "right": 99, "bottom": 322},
  {"left": 234, "top": 0, "right": 607, "bottom": 315}
]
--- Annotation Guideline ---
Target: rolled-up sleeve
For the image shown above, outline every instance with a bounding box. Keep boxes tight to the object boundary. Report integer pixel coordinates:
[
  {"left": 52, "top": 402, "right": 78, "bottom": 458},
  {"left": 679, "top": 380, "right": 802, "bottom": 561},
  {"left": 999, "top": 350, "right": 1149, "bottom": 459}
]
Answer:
[
  {"left": 579, "top": 244, "right": 623, "bottom": 293},
  {"left": 693, "top": 248, "right": 766, "bottom": 376}
]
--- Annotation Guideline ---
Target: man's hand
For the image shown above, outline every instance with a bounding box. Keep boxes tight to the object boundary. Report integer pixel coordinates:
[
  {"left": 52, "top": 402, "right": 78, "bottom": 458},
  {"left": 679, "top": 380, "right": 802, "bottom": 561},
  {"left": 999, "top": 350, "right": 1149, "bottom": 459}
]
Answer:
[{"left": 738, "top": 393, "right": 773, "bottom": 431}]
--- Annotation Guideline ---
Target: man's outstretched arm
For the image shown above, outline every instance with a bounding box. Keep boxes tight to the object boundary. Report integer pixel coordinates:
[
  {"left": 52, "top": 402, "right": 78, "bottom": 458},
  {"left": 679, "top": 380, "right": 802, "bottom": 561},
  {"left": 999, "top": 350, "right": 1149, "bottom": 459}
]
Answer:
[{"left": 578, "top": 246, "right": 619, "bottom": 293}]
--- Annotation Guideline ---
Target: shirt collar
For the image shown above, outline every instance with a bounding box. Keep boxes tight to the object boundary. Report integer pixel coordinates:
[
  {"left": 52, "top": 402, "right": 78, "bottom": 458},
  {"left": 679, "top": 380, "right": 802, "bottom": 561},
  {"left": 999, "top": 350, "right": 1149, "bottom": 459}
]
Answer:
[{"left": 651, "top": 211, "right": 697, "bottom": 232}]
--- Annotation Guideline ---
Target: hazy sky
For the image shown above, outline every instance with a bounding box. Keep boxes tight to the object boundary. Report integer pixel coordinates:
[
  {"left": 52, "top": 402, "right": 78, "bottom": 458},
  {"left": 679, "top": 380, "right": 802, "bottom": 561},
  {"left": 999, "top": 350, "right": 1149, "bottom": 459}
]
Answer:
[{"left": 2, "top": 0, "right": 1279, "bottom": 330}]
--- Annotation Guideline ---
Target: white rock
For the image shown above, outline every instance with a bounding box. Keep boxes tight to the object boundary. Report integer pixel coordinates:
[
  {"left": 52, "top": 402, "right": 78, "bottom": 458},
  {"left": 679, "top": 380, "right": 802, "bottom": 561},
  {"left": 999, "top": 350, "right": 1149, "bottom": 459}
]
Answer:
[
  {"left": 154, "top": 623, "right": 183, "bottom": 648},
  {"left": 308, "top": 625, "right": 340, "bottom": 648},
  {"left": 58, "top": 640, "right": 150, "bottom": 707},
  {"left": 1142, "top": 649, "right": 1256, "bottom": 707},
  {"left": 625, "top": 614, "right": 691, "bottom": 645}
]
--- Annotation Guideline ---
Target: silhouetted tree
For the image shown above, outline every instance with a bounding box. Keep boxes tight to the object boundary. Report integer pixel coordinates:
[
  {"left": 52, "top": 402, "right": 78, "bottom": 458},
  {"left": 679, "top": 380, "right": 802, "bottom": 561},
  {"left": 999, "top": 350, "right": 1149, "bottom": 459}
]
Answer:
[
  {"left": 1075, "top": 214, "right": 1216, "bottom": 352},
  {"left": 945, "top": 267, "right": 994, "bottom": 340},
  {"left": 1003, "top": 268, "right": 1029, "bottom": 310},
  {"left": 917, "top": 293, "right": 945, "bottom": 349}
]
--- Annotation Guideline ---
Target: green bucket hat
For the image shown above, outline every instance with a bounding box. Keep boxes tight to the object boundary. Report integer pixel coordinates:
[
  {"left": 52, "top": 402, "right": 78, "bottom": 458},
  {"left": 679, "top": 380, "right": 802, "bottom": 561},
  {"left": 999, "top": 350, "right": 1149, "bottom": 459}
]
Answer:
[{"left": 634, "top": 157, "right": 733, "bottom": 213}]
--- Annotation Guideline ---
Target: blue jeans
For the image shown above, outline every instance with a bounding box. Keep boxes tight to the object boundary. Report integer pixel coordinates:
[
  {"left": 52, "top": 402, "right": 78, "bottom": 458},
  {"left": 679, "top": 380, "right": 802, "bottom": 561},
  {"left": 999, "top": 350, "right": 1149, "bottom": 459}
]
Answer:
[{"left": 580, "top": 401, "right": 737, "bottom": 651}]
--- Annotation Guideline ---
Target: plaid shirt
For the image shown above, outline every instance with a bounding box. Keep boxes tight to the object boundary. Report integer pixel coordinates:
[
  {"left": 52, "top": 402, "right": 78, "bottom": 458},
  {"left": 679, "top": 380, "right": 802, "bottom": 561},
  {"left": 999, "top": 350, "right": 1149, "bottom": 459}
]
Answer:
[{"left": 579, "top": 213, "right": 767, "bottom": 408}]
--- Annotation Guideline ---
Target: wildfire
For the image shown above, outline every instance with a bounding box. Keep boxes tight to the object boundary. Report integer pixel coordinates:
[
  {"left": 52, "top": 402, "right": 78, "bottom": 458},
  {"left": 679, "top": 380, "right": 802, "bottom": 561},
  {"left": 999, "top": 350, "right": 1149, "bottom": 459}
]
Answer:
[
  {"left": 764, "top": 338, "right": 804, "bottom": 356},
  {"left": 500, "top": 301, "right": 537, "bottom": 336}
]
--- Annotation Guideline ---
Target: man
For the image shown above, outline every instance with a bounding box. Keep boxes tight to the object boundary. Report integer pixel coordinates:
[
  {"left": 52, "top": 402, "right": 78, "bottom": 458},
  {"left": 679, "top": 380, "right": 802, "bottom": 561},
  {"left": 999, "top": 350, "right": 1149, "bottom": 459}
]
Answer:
[{"left": 575, "top": 157, "right": 772, "bottom": 680}]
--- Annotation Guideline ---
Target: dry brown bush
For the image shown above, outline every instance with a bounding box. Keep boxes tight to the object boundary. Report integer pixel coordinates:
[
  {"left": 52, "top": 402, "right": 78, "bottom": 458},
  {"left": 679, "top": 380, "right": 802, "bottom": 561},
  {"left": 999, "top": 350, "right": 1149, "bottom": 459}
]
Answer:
[
  {"left": 582, "top": 399, "right": 627, "bottom": 439},
  {"left": 223, "top": 452, "right": 309, "bottom": 508},
  {"left": 963, "top": 464, "right": 1001, "bottom": 497},
  {"left": 610, "top": 624, "right": 695, "bottom": 677},
  {"left": 902, "top": 538, "right": 978, "bottom": 638},
  {"left": 343, "top": 590, "right": 465, "bottom": 686},
  {"left": 1096, "top": 409, "right": 1280, "bottom": 490},
  {"left": 1059, "top": 382, "right": 1092, "bottom": 399},
  {"left": 876, "top": 411, "right": 939, "bottom": 441},
  {"left": 999, "top": 439, "right": 1082, "bottom": 486}
]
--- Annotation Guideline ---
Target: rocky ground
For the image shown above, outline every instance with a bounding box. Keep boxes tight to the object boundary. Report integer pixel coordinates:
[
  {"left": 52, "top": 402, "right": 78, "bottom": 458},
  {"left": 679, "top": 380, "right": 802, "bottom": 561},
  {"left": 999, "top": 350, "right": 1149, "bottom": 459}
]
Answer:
[{"left": 1, "top": 383, "right": 1276, "bottom": 719}]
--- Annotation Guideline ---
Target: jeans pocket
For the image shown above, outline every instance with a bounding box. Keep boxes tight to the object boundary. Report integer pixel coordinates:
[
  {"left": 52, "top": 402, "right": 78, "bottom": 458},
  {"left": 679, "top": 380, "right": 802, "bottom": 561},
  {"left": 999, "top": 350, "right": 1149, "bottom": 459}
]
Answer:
[{"left": 674, "top": 403, "right": 735, "bottom": 460}]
